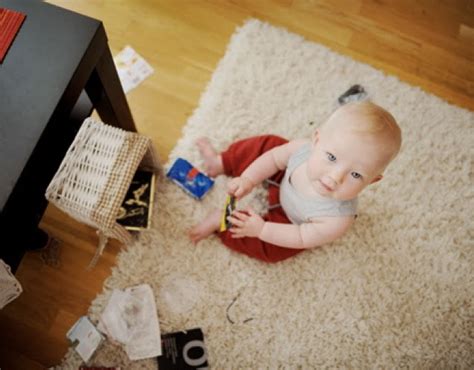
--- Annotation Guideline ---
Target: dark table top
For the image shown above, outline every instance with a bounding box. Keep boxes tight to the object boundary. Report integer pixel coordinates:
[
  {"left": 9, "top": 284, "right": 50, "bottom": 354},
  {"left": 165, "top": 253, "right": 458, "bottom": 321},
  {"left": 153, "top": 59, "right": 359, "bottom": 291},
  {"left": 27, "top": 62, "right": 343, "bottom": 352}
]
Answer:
[{"left": 0, "top": 0, "right": 100, "bottom": 210}]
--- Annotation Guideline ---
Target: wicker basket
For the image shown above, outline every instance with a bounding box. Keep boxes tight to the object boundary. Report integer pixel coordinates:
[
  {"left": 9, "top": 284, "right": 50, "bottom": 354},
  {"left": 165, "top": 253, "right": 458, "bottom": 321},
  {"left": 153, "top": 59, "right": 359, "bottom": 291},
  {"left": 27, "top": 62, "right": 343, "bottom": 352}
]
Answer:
[
  {"left": 0, "top": 259, "right": 22, "bottom": 309},
  {"left": 46, "top": 118, "right": 159, "bottom": 267}
]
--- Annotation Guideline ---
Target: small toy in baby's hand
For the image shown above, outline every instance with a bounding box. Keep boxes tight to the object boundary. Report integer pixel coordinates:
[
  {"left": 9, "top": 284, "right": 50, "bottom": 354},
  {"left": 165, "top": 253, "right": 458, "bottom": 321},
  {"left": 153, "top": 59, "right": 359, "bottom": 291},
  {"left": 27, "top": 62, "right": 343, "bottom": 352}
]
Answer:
[
  {"left": 220, "top": 195, "right": 237, "bottom": 232},
  {"left": 167, "top": 158, "right": 214, "bottom": 200}
]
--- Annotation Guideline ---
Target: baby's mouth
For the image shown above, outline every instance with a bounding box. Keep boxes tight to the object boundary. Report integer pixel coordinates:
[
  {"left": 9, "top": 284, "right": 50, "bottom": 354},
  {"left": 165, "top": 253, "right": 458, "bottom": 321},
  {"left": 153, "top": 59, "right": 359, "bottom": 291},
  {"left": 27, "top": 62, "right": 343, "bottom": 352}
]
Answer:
[{"left": 318, "top": 180, "right": 334, "bottom": 192}]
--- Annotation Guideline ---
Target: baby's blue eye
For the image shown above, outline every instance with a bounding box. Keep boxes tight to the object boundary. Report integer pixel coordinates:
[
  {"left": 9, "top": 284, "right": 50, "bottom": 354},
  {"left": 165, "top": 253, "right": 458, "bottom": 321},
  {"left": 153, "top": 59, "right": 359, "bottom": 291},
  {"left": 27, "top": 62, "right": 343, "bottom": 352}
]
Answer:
[
  {"left": 327, "top": 152, "right": 336, "bottom": 162},
  {"left": 351, "top": 172, "right": 362, "bottom": 179}
]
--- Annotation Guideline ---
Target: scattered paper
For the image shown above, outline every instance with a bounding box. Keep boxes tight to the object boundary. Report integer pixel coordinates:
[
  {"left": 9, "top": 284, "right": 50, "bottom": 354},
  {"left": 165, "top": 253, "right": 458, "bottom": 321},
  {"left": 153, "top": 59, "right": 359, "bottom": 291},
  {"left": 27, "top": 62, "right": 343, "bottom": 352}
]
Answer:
[
  {"left": 98, "top": 284, "right": 162, "bottom": 360},
  {"left": 113, "top": 46, "right": 154, "bottom": 93},
  {"left": 66, "top": 316, "right": 103, "bottom": 363}
]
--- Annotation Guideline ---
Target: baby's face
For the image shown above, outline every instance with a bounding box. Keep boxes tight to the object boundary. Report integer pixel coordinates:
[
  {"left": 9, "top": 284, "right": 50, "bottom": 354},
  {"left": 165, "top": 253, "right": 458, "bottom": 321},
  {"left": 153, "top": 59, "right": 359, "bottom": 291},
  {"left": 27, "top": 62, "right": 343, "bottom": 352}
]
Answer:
[{"left": 307, "top": 128, "right": 388, "bottom": 201}]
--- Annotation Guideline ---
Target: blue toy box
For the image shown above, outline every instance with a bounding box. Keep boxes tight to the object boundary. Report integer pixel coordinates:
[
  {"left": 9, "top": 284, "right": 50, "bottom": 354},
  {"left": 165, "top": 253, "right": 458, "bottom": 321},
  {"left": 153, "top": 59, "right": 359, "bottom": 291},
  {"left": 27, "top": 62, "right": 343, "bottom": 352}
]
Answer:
[{"left": 166, "top": 158, "right": 214, "bottom": 200}]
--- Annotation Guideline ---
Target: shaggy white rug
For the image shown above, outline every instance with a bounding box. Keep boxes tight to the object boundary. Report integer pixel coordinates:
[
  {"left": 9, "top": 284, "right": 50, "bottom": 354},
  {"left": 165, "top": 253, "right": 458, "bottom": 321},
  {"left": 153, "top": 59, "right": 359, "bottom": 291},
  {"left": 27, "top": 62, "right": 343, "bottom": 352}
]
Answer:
[{"left": 59, "top": 19, "right": 473, "bottom": 369}]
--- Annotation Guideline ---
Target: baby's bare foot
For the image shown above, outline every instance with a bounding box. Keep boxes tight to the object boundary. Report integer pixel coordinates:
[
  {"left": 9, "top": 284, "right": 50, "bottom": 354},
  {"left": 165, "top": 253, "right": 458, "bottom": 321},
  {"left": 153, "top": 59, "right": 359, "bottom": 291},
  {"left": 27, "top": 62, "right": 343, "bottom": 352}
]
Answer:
[
  {"left": 188, "top": 209, "right": 221, "bottom": 244},
  {"left": 196, "top": 137, "right": 224, "bottom": 177}
]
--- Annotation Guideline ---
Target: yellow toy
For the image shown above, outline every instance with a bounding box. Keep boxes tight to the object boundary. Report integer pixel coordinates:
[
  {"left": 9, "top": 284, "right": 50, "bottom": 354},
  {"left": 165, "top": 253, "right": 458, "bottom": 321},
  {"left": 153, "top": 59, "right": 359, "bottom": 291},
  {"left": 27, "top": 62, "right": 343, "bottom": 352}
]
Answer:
[{"left": 220, "top": 195, "right": 236, "bottom": 232}]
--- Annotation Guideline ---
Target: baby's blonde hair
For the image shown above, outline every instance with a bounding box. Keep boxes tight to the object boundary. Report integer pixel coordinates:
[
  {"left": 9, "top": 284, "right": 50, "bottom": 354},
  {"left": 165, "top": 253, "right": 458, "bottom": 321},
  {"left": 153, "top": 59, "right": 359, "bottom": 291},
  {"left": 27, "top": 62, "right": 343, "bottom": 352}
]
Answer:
[{"left": 323, "top": 101, "right": 402, "bottom": 164}]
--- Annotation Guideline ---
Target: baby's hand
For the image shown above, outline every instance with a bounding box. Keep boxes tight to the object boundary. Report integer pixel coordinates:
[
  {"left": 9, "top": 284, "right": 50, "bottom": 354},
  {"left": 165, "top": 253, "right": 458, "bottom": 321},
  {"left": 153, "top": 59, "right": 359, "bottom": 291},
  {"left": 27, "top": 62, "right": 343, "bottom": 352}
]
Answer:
[
  {"left": 227, "top": 176, "right": 254, "bottom": 199},
  {"left": 228, "top": 208, "right": 264, "bottom": 238}
]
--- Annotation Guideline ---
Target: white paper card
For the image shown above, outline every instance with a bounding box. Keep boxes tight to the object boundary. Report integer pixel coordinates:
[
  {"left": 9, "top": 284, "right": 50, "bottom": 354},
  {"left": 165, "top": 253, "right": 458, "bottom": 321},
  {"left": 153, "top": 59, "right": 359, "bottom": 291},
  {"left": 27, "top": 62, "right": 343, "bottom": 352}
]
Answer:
[
  {"left": 66, "top": 316, "right": 103, "bottom": 362},
  {"left": 114, "top": 46, "right": 154, "bottom": 93}
]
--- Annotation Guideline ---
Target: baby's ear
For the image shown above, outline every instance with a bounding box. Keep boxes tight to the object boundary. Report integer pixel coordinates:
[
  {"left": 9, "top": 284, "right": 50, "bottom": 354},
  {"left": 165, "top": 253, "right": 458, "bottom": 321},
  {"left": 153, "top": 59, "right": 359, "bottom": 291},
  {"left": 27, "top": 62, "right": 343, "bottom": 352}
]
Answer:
[{"left": 370, "top": 174, "right": 383, "bottom": 184}]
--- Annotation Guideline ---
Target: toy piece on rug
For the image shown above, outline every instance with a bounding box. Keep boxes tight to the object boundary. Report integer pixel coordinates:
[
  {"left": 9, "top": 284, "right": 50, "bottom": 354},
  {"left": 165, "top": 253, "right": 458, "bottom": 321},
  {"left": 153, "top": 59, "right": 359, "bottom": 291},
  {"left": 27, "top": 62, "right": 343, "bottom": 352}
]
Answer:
[
  {"left": 97, "top": 284, "right": 162, "bottom": 360},
  {"left": 66, "top": 316, "right": 103, "bottom": 363},
  {"left": 226, "top": 290, "right": 254, "bottom": 325},
  {"left": 116, "top": 169, "right": 156, "bottom": 231},
  {"left": 220, "top": 195, "right": 237, "bottom": 232},
  {"left": 337, "top": 84, "right": 368, "bottom": 105},
  {"left": 158, "top": 328, "right": 209, "bottom": 370},
  {"left": 167, "top": 158, "right": 214, "bottom": 200}
]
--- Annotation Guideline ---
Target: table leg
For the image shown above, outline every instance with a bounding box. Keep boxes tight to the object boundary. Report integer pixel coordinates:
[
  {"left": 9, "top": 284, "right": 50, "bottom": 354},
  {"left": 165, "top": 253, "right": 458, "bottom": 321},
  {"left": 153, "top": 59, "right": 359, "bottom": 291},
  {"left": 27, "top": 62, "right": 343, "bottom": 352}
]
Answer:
[
  {"left": 0, "top": 223, "right": 50, "bottom": 273},
  {"left": 85, "top": 28, "right": 136, "bottom": 132}
]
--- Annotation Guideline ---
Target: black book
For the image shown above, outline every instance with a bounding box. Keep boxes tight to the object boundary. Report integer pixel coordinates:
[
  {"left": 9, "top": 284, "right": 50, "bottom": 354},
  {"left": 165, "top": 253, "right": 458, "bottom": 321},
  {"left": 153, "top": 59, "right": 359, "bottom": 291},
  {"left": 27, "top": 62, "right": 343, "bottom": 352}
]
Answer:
[{"left": 157, "top": 328, "right": 209, "bottom": 369}]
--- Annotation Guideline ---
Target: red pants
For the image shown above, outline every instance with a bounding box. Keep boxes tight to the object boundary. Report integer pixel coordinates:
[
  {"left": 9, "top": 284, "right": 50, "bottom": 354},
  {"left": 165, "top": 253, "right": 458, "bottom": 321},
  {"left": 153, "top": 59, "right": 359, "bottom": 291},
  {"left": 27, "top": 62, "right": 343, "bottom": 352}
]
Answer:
[{"left": 218, "top": 135, "right": 304, "bottom": 263}]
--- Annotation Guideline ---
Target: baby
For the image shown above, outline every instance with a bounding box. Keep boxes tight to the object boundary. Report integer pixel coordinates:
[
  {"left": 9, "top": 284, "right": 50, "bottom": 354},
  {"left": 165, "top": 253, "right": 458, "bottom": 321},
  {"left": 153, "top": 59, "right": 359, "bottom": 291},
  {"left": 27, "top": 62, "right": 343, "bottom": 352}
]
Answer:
[{"left": 188, "top": 101, "right": 402, "bottom": 263}]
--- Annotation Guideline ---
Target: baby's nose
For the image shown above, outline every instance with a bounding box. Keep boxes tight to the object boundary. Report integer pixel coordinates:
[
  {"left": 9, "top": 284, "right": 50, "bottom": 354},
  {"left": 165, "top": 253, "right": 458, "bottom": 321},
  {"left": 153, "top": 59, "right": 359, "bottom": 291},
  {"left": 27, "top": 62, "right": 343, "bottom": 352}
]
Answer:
[{"left": 330, "top": 169, "right": 345, "bottom": 184}]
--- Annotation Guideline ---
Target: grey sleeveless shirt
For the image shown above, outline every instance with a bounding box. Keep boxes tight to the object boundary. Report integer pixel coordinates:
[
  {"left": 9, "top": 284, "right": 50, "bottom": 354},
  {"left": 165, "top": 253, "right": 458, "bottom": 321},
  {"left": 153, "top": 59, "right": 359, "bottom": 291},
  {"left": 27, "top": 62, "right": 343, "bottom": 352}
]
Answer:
[{"left": 278, "top": 143, "right": 358, "bottom": 224}]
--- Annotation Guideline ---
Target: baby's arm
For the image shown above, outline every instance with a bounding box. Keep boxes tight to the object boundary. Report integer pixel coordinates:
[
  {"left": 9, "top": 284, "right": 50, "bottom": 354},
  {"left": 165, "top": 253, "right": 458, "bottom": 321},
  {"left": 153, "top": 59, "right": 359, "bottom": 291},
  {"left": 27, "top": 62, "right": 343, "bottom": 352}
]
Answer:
[
  {"left": 229, "top": 210, "right": 354, "bottom": 249},
  {"left": 242, "top": 139, "right": 307, "bottom": 184},
  {"left": 229, "top": 139, "right": 307, "bottom": 199},
  {"left": 259, "top": 216, "right": 354, "bottom": 249}
]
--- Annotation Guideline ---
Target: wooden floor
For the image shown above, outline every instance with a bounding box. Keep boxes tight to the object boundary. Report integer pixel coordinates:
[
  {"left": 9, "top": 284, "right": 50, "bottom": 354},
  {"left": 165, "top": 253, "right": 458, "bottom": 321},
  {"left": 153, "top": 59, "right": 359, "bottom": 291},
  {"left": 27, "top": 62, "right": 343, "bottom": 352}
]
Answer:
[{"left": 0, "top": 0, "right": 472, "bottom": 368}]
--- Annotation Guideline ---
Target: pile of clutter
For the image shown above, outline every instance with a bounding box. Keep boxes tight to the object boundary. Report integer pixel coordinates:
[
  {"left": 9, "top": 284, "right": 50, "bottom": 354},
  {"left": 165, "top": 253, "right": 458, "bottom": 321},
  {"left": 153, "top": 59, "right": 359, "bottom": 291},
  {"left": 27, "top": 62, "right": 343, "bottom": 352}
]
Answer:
[
  {"left": 67, "top": 284, "right": 161, "bottom": 362},
  {"left": 67, "top": 283, "right": 208, "bottom": 369}
]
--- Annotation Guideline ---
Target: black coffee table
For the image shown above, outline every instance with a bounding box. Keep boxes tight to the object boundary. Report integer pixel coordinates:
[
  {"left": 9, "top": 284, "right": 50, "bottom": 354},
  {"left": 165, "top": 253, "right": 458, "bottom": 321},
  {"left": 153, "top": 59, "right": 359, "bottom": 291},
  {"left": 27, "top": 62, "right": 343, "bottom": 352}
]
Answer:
[{"left": 0, "top": 0, "right": 136, "bottom": 271}]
